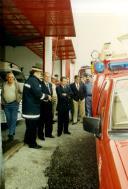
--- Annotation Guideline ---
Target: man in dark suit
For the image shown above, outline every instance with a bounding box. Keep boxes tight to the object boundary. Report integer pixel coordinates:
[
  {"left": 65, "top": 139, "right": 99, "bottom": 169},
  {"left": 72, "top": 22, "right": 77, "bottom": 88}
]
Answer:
[
  {"left": 70, "top": 75, "right": 86, "bottom": 124},
  {"left": 56, "top": 76, "right": 72, "bottom": 136},
  {"left": 38, "top": 72, "right": 54, "bottom": 139}
]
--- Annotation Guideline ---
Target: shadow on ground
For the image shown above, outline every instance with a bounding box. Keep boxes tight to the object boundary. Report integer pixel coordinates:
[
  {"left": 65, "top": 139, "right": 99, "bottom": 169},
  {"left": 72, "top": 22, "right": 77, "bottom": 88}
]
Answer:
[
  {"left": 2, "top": 140, "right": 20, "bottom": 153},
  {"left": 45, "top": 133, "right": 99, "bottom": 189}
]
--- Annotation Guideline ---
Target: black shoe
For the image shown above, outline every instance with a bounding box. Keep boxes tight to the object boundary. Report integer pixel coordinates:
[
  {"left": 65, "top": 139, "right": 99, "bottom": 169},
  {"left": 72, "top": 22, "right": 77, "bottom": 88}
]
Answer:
[
  {"left": 57, "top": 133, "right": 62, "bottom": 137},
  {"left": 38, "top": 136, "right": 45, "bottom": 141},
  {"left": 24, "top": 137, "right": 29, "bottom": 144},
  {"left": 45, "top": 135, "right": 55, "bottom": 138},
  {"left": 49, "top": 135, "right": 55, "bottom": 138},
  {"left": 7, "top": 135, "right": 14, "bottom": 142},
  {"left": 24, "top": 141, "right": 28, "bottom": 144},
  {"left": 64, "top": 132, "right": 71, "bottom": 135},
  {"left": 29, "top": 144, "right": 42, "bottom": 149}
]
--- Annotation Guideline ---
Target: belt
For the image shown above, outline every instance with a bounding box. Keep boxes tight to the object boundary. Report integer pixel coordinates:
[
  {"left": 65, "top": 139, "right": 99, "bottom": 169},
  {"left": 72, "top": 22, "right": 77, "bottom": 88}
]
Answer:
[{"left": 7, "top": 100, "right": 16, "bottom": 104}]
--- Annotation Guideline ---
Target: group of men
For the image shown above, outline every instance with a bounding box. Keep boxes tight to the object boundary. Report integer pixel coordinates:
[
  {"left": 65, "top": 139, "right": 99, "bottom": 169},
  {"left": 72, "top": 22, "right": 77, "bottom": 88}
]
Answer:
[{"left": 1, "top": 63, "right": 92, "bottom": 149}]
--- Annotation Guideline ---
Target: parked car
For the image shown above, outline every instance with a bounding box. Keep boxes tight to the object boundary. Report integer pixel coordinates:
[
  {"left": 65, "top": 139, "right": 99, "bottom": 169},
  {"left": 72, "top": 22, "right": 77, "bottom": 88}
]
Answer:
[
  {"left": 0, "top": 61, "right": 25, "bottom": 123},
  {"left": 83, "top": 59, "right": 128, "bottom": 189}
]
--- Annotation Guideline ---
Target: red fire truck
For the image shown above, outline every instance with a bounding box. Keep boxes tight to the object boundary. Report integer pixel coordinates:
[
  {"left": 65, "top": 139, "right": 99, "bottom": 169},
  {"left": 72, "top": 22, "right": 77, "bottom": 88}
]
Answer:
[{"left": 83, "top": 58, "right": 128, "bottom": 189}]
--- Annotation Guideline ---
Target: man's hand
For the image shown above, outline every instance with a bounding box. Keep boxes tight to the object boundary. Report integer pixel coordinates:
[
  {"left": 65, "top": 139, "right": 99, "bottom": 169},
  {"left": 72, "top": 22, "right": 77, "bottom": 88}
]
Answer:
[
  {"left": 48, "top": 95, "right": 52, "bottom": 101},
  {"left": 62, "top": 93, "right": 67, "bottom": 96}
]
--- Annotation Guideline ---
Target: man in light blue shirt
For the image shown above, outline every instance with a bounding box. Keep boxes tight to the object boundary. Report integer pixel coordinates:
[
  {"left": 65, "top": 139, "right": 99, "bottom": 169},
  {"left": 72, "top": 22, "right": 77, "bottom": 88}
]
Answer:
[{"left": 84, "top": 74, "right": 92, "bottom": 117}]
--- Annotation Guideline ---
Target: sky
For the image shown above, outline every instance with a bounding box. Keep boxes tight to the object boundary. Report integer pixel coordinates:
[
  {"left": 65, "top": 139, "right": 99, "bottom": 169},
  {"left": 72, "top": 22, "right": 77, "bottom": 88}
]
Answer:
[
  {"left": 70, "top": 0, "right": 128, "bottom": 72},
  {"left": 71, "top": 0, "right": 128, "bottom": 14}
]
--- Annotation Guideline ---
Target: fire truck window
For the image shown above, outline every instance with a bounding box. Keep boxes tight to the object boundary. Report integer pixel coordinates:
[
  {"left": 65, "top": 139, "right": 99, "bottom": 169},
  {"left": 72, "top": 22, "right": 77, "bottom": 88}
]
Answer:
[{"left": 112, "top": 79, "right": 128, "bottom": 129}]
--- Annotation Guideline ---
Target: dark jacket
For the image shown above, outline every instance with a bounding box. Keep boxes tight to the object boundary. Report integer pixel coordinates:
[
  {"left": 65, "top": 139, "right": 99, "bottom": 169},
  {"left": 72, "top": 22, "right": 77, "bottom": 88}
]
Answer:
[
  {"left": 22, "top": 75, "right": 48, "bottom": 119},
  {"left": 70, "top": 82, "right": 86, "bottom": 101},
  {"left": 56, "top": 85, "right": 72, "bottom": 111},
  {"left": 41, "top": 81, "right": 53, "bottom": 96}
]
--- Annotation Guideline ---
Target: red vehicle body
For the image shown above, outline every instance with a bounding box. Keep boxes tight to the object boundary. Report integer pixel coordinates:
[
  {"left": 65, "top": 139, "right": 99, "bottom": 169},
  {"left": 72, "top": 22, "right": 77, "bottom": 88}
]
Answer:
[{"left": 83, "top": 58, "right": 128, "bottom": 189}]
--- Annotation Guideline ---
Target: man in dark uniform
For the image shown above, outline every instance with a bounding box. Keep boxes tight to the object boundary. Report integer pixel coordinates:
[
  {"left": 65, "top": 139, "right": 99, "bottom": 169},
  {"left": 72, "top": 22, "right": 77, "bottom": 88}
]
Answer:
[
  {"left": 56, "top": 76, "right": 72, "bottom": 136},
  {"left": 22, "top": 64, "right": 51, "bottom": 149}
]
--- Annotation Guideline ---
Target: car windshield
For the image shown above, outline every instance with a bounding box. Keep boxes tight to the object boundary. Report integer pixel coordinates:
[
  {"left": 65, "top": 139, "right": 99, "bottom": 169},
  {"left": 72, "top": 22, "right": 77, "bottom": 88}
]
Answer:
[{"left": 112, "top": 79, "right": 128, "bottom": 130}]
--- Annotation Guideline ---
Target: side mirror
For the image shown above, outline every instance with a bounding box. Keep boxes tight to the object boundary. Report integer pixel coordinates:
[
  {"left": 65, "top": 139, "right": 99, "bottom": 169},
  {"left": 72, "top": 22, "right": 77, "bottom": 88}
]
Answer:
[{"left": 83, "top": 116, "right": 101, "bottom": 138}]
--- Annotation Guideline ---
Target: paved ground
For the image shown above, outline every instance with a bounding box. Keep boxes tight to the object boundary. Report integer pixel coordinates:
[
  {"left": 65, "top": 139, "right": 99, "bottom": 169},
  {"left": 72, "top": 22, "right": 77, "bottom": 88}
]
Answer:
[{"left": 2, "top": 120, "right": 99, "bottom": 189}]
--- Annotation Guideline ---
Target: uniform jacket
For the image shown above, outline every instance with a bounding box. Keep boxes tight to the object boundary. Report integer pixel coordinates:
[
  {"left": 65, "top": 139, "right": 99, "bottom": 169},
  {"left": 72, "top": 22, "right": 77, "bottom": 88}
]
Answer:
[
  {"left": 22, "top": 75, "right": 48, "bottom": 119},
  {"left": 70, "top": 82, "right": 86, "bottom": 101}
]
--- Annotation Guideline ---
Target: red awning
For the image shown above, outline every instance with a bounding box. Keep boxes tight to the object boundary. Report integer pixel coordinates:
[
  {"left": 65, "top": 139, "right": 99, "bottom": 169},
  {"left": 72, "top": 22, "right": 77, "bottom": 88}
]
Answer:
[
  {"left": 13, "top": 0, "right": 76, "bottom": 37},
  {"left": 1, "top": 0, "right": 42, "bottom": 45},
  {"left": 25, "top": 42, "right": 43, "bottom": 58},
  {"left": 53, "top": 38, "right": 76, "bottom": 60},
  {"left": 1, "top": 0, "right": 75, "bottom": 45},
  {"left": 1, "top": 0, "right": 76, "bottom": 60},
  {"left": 25, "top": 38, "right": 76, "bottom": 61}
]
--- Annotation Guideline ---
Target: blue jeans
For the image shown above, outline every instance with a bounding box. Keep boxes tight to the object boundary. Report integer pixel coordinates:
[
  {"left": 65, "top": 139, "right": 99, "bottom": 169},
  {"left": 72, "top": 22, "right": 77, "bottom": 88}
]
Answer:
[
  {"left": 85, "top": 96, "right": 92, "bottom": 117},
  {"left": 4, "top": 101, "right": 19, "bottom": 135}
]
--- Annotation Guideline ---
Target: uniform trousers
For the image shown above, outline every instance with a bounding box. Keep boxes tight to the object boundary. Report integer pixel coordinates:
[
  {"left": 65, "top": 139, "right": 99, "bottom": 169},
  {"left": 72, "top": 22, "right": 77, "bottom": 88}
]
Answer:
[{"left": 24, "top": 119, "right": 39, "bottom": 147}]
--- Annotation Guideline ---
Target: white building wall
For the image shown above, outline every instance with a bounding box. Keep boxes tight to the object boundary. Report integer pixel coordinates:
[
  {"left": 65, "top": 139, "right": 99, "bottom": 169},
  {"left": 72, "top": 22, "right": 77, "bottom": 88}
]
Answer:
[
  {"left": 70, "top": 63, "right": 75, "bottom": 83},
  {"left": 52, "top": 59, "right": 61, "bottom": 79},
  {"left": 5, "top": 46, "right": 42, "bottom": 77},
  {"left": 5, "top": 46, "right": 62, "bottom": 79},
  {"left": 62, "top": 60, "right": 66, "bottom": 77},
  {"left": 45, "top": 37, "right": 52, "bottom": 75}
]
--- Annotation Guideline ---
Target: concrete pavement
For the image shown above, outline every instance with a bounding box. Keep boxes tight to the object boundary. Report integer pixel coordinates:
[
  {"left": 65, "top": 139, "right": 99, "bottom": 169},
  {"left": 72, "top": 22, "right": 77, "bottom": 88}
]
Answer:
[{"left": 3, "top": 120, "right": 87, "bottom": 189}]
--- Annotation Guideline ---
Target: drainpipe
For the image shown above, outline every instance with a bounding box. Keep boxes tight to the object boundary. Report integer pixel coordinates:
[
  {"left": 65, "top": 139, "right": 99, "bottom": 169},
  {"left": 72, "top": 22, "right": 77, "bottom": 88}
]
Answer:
[
  {"left": 0, "top": 0, "right": 5, "bottom": 187},
  {"left": 0, "top": 124, "right": 5, "bottom": 189},
  {"left": 60, "top": 59, "right": 62, "bottom": 78},
  {"left": 0, "top": 94, "right": 5, "bottom": 189},
  {"left": 42, "top": 37, "right": 45, "bottom": 72}
]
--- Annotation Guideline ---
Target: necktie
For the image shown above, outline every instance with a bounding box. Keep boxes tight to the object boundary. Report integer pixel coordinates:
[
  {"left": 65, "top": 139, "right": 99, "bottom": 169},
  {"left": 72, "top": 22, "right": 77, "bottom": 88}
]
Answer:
[{"left": 46, "top": 83, "right": 51, "bottom": 94}]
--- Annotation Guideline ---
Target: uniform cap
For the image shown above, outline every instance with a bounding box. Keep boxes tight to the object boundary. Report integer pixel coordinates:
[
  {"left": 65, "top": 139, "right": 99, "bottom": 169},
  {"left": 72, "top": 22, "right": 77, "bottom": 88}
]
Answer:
[{"left": 32, "top": 63, "right": 42, "bottom": 72}]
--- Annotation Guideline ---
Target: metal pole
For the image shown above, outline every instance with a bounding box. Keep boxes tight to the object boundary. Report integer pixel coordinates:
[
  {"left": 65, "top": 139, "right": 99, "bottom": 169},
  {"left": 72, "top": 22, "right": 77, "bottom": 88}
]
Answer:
[
  {"left": 42, "top": 37, "right": 45, "bottom": 73},
  {"left": 0, "top": 0, "right": 5, "bottom": 186},
  {"left": 0, "top": 122, "right": 5, "bottom": 189},
  {"left": 0, "top": 92, "right": 5, "bottom": 189}
]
